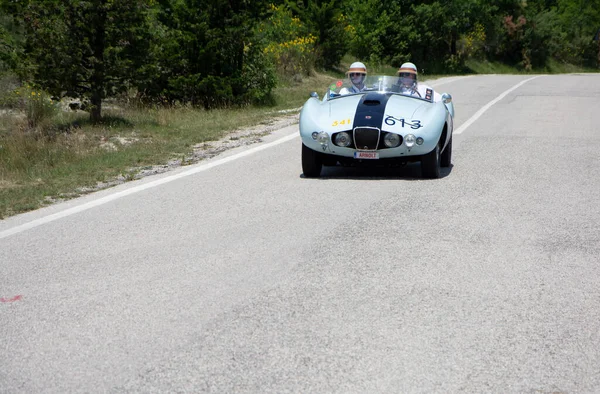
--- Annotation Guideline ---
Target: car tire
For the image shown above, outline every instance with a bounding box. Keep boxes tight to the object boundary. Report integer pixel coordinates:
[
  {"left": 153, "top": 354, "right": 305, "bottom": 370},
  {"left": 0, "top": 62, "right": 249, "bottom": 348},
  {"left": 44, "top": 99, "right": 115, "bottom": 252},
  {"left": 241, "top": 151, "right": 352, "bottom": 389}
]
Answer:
[
  {"left": 322, "top": 157, "right": 338, "bottom": 167},
  {"left": 421, "top": 143, "right": 441, "bottom": 179},
  {"left": 302, "top": 143, "right": 323, "bottom": 177},
  {"left": 441, "top": 135, "right": 452, "bottom": 168}
]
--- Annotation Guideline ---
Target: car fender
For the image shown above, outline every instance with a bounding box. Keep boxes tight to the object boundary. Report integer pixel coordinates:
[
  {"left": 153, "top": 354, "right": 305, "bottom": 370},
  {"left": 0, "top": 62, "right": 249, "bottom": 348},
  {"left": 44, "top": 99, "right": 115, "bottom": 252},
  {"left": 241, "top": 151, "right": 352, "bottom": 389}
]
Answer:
[{"left": 299, "top": 95, "right": 363, "bottom": 147}]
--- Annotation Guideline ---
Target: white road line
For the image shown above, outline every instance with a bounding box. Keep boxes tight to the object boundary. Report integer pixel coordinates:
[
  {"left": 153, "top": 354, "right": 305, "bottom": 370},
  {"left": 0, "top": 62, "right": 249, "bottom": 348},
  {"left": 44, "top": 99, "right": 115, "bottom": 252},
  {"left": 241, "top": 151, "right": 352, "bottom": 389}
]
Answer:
[
  {"left": 0, "top": 132, "right": 300, "bottom": 240},
  {"left": 454, "top": 76, "right": 543, "bottom": 135}
]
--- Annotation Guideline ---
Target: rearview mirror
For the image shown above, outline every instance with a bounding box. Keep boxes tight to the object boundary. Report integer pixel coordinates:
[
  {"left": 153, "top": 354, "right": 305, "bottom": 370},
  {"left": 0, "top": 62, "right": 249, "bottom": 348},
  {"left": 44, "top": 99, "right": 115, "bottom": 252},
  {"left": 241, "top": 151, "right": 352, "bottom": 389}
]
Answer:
[
  {"left": 442, "top": 93, "right": 452, "bottom": 104},
  {"left": 310, "top": 92, "right": 319, "bottom": 99}
]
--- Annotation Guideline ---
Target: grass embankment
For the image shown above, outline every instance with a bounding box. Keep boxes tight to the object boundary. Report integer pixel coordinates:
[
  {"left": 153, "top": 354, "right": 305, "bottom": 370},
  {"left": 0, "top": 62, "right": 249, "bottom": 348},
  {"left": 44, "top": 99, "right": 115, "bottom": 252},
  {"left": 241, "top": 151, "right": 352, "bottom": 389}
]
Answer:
[
  {"left": 0, "top": 72, "right": 336, "bottom": 219},
  {"left": 1, "top": 60, "right": 597, "bottom": 219}
]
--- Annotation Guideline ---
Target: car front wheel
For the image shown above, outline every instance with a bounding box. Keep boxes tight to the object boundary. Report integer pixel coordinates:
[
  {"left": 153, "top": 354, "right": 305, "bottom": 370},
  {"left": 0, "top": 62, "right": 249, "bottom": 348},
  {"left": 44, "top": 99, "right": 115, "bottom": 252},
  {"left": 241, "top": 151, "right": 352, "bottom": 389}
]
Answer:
[
  {"left": 302, "top": 143, "right": 323, "bottom": 178},
  {"left": 441, "top": 135, "right": 452, "bottom": 168},
  {"left": 421, "top": 143, "right": 441, "bottom": 179}
]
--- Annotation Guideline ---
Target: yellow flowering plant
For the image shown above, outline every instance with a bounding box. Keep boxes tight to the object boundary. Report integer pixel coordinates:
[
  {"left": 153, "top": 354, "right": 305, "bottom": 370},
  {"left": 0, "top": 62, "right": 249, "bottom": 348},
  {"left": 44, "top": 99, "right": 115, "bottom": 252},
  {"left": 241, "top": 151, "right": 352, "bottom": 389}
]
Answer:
[
  {"left": 257, "top": 4, "right": 317, "bottom": 76},
  {"left": 13, "top": 84, "right": 58, "bottom": 130}
]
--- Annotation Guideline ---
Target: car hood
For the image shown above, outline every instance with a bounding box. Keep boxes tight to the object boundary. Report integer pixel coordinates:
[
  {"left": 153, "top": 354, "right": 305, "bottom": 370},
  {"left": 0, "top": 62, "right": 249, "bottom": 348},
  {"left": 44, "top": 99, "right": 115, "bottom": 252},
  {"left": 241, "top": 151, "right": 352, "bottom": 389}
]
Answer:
[
  {"left": 299, "top": 92, "right": 447, "bottom": 138},
  {"left": 324, "top": 93, "right": 444, "bottom": 132}
]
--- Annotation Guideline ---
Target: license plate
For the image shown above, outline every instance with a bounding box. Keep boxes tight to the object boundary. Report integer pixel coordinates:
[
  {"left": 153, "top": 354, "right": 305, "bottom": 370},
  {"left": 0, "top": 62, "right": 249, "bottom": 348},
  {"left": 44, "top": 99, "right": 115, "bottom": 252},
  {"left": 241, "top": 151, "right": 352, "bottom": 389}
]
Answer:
[{"left": 354, "top": 151, "right": 379, "bottom": 159}]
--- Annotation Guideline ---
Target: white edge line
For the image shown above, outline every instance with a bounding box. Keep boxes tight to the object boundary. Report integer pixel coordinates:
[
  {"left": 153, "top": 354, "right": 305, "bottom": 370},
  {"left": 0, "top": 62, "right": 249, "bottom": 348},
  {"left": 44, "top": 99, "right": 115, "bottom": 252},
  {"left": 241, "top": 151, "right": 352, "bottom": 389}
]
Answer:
[
  {"left": 1, "top": 132, "right": 299, "bottom": 240},
  {"left": 454, "top": 76, "right": 542, "bottom": 135}
]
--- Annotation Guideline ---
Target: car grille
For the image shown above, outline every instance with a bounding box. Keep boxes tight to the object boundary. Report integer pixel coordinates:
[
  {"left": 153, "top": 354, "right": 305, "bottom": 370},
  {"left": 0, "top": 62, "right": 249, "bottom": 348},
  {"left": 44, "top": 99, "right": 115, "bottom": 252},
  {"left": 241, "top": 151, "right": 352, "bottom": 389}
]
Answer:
[{"left": 353, "top": 127, "right": 380, "bottom": 150}]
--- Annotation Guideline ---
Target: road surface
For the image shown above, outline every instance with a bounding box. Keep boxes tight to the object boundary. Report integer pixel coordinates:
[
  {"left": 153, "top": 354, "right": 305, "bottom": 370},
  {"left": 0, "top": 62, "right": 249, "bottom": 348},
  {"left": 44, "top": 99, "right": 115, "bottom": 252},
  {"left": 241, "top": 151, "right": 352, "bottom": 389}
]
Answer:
[{"left": 1, "top": 74, "right": 599, "bottom": 393}]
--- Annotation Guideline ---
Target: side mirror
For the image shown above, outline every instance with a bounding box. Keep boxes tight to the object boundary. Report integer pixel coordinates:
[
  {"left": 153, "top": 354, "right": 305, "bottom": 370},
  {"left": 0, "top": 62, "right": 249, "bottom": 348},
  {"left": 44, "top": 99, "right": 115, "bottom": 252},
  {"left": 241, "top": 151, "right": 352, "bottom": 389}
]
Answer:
[
  {"left": 442, "top": 93, "right": 452, "bottom": 104},
  {"left": 310, "top": 92, "right": 319, "bottom": 99}
]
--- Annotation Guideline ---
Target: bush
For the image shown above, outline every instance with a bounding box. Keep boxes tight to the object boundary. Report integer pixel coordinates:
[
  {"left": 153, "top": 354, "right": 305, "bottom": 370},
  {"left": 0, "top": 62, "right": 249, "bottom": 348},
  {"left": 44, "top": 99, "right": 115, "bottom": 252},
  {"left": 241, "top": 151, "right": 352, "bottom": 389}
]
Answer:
[
  {"left": 459, "top": 23, "right": 487, "bottom": 60},
  {"left": 0, "top": 72, "right": 20, "bottom": 108},
  {"left": 263, "top": 35, "right": 317, "bottom": 76},
  {"left": 258, "top": 4, "right": 317, "bottom": 76},
  {"left": 12, "top": 84, "right": 58, "bottom": 130}
]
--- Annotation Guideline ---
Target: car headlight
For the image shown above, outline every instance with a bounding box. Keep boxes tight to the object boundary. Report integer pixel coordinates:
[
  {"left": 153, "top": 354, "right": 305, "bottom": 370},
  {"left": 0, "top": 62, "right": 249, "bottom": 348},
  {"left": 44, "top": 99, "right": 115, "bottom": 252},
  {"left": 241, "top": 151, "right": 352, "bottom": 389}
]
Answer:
[
  {"left": 405, "top": 134, "right": 416, "bottom": 148},
  {"left": 333, "top": 132, "right": 351, "bottom": 147},
  {"left": 317, "top": 131, "right": 329, "bottom": 145},
  {"left": 383, "top": 132, "right": 401, "bottom": 148},
  {"left": 416, "top": 137, "right": 424, "bottom": 145}
]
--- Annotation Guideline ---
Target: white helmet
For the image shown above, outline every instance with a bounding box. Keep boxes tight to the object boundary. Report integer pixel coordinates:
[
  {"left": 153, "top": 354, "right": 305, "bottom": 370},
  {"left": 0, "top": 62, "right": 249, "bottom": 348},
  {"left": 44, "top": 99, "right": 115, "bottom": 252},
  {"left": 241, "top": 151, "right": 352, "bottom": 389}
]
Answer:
[
  {"left": 347, "top": 61, "right": 367, "bottom": 90},
  {"left": 398, "top": 62, "right": 418, "bottom": 88}
]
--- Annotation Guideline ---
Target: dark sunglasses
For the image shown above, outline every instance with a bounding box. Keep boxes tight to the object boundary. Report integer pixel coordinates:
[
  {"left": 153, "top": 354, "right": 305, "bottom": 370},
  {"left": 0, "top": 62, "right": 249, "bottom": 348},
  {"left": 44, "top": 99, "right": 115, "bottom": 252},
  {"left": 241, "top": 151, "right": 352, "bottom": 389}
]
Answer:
[
  {"left": 398, "top": 72, "right": 415, "bottom": 78},
  {"left": 349, "top": 73, "right": 364, "bottom": 77}
]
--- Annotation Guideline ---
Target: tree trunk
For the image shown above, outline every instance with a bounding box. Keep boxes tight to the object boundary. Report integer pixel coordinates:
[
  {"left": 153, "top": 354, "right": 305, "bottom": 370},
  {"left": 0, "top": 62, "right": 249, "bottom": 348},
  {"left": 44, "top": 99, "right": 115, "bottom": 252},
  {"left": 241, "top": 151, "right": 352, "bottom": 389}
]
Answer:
[{"left": 90, "top": 93, "right": 102, "bottom": 123}]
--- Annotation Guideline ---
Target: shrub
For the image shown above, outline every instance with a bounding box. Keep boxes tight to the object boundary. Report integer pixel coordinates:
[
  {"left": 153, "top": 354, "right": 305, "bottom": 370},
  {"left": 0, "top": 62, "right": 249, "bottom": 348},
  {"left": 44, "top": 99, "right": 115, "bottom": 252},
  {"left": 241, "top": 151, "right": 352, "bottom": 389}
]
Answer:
[
  {"left": 12, "top": 84, "right": 58, "bottom": 130},
  {"left": 0, "top": 72, "right": 21, "bottom": 108},
  {"left": 258, "top": 4, "right": 316, "bottom": 76},
  {"left": 459, "top": 23, "right": 487, "bottom": 59},
  {"left": 263, "top": 35, "right": 317, "bottom": 76}
]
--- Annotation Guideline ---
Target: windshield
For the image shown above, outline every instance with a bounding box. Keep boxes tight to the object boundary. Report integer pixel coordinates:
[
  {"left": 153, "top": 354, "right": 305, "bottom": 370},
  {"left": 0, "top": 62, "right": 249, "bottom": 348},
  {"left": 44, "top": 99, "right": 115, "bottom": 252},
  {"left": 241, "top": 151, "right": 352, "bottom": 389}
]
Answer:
[{"left": 326, "top": 75, "right": 424, "bottom": 100}]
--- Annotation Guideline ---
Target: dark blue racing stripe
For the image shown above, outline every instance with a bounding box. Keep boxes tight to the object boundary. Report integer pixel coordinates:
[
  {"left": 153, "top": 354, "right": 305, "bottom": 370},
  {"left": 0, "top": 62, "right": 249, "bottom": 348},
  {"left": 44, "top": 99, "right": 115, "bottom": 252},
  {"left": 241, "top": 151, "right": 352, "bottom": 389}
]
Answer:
[{"left": 352, "top": 93, "right": 391, "bottom": 129}]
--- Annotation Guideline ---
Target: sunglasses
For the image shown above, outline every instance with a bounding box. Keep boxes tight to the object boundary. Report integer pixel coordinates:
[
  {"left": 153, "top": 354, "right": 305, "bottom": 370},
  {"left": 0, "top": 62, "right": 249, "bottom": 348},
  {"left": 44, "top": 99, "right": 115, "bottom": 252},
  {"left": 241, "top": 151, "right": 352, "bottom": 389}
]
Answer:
[
  {"left": 349, "top": 73, "right": 364, "bottom": 77},
  {"left": 398, "top": 72, "right": 415, "bottom": 78}
]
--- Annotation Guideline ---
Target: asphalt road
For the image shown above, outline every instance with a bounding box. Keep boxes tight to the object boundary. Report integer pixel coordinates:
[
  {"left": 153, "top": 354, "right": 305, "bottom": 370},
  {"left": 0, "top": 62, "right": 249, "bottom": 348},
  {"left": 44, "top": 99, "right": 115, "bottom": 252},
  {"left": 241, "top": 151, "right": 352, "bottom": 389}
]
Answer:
[{"left": 1, "top": 74, "right": 599, "bottom": 393}]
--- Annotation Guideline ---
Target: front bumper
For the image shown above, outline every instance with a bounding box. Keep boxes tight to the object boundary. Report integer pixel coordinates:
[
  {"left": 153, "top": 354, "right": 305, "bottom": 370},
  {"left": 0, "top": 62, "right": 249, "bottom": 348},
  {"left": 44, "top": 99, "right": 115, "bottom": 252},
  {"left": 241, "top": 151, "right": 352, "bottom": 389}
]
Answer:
[{"left": 300, "top": 134, "right": 437, "bottom": 159}]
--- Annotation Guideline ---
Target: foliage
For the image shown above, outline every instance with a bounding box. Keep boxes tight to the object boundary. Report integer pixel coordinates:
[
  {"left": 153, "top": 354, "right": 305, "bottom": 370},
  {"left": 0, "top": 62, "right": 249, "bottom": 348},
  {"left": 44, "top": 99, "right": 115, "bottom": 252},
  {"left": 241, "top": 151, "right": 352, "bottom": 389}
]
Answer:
[
  {"left": 0, "top": 11, "right": 24, "bottom": 73},
  {"left": 1, "top": 0, "right": 599, "bottom": 117},
  {"left": 345, "top": 0, "right": 396, "bottom": 64},
  {"left": 0, "top": 83, "right": 57, "bottom": 130},
  {"left": 287, "top": 0, "right": 350, "bottom": 69},
  {"left": 2, "top": 0, "right": 153, "bottom": 122},
  {"left": 139, "top": 0, "right": 276, "bottom": 108},
  {"left": 259, "top": 4, "right": 317, "bottom": 76},
  {"left": 19, "top": 85, "right": 58, "bottom": 129},
  {"left": 459, "top": 23, "right": 487, "bottom": 59}
]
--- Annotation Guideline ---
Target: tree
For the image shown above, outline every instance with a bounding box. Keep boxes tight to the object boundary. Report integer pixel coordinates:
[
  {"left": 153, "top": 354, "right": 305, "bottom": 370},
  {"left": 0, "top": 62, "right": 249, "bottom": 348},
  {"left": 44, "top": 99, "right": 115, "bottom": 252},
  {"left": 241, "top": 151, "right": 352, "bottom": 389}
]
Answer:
[
  {"left": 287, "top": 0, "right": 349, "bottom": 69},
  {"left": 3, "top": 0, "right": 152, "bottom": 122},
  {"left": 0, "top": 10, "right": 24, "bottom": 74},
  {"left": 345, "top": 0, "right": 396, "bottom": 64},
  {"left": 140, "top": 0, "right": 276, "bottom": 108}
]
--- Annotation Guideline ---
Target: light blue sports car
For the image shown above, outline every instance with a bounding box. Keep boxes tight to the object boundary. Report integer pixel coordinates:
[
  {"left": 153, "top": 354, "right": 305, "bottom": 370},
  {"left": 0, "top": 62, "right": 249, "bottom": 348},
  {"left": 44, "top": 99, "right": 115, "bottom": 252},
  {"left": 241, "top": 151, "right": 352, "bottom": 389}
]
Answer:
[{"left": 299, "top": 75, "right": 454, "bottom": 178}]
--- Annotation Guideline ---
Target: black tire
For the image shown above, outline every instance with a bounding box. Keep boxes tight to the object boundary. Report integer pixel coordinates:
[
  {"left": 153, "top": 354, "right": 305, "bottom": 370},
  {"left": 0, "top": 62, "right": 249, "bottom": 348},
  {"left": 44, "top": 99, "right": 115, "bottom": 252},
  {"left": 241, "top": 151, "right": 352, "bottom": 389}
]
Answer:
[
  {"left": 441, "top": 135, "right": 452, "bottom": 168},
  {"left": 421, "top": 143, "right": 441, "bottom": 179},
  {"left": 302, "top": 143, "right": 323, "bottom": 178},
  {"left": 322, "top": 156, "right": 338, "bottom": 167}
]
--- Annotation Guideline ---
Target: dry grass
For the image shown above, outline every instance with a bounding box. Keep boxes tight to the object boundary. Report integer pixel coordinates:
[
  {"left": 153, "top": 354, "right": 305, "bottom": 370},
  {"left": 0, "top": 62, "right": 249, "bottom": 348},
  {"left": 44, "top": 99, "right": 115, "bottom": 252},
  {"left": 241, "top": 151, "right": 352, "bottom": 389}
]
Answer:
[{"left": 0, "top": 73, "right": 342, "bottom": 218}]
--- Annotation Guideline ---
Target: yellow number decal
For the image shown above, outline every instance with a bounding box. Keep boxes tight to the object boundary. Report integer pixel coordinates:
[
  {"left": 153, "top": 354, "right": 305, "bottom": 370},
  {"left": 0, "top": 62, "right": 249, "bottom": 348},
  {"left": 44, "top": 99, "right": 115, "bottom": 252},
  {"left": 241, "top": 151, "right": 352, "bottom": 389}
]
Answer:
[{"left": 332, "top": 119, "right": 352, "bottom": 127}]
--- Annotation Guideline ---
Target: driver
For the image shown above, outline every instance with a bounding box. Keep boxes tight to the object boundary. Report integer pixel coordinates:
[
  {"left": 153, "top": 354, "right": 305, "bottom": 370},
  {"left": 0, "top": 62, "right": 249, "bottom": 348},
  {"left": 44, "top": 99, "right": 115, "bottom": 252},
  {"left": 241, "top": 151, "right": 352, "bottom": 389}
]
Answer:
[
  {"left": 397, "top": 62, "right": 441, "bottom": 102},
  {"left": 340, "top": 62, "right": 367, "bottom": 94}
]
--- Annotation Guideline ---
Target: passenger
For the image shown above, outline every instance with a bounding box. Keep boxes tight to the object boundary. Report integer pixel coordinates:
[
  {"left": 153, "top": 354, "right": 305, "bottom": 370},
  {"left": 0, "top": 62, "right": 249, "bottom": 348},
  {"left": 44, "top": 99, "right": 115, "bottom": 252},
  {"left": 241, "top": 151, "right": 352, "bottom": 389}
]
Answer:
[{"left": 340, "top": 62, "right": 367, "bottom": 95}]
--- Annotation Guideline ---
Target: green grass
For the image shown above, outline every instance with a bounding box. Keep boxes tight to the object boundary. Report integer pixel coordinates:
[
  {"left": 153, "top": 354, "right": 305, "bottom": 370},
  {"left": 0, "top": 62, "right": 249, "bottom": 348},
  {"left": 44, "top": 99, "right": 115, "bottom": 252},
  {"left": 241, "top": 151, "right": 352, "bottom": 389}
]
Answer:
[
  {"left": 464, "top": 59, "right": 521, "bottom": 74},
  {"left": 464, "top": 58, "right": 599, "bottom": 74}
]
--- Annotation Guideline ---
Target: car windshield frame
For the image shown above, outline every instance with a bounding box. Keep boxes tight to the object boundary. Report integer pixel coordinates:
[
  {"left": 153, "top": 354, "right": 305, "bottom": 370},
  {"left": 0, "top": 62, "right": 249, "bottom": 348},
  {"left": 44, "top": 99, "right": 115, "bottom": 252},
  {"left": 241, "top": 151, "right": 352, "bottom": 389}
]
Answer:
[{"left": 325, "top": 75, "right": 431, "bottom": 102}]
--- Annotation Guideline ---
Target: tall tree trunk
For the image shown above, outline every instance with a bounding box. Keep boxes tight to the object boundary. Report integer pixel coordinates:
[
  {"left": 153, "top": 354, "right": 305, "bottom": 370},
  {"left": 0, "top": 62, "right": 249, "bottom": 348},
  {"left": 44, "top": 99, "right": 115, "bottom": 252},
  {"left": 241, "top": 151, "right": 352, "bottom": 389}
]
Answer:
[{"left": 90, "top": 92, "right": 102, "bottom": 123}]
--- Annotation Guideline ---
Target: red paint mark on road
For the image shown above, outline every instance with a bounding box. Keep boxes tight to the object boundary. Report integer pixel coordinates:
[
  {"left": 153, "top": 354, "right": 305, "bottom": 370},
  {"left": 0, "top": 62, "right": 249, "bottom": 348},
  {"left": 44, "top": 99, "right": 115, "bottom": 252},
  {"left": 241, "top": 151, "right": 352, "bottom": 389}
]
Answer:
[{"left": 0, "top": 295, "right": 22, "bottom": 303}]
